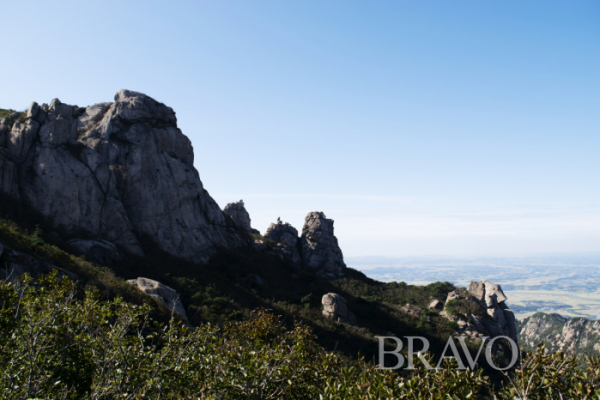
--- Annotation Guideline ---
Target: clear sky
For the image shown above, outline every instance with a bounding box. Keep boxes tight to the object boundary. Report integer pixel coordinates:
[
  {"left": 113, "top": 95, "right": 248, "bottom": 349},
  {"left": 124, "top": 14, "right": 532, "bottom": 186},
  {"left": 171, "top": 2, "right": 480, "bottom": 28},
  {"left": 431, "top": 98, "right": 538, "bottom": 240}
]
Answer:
[{"left": 2, "top": 1, "right": 599, "bottom": 257}]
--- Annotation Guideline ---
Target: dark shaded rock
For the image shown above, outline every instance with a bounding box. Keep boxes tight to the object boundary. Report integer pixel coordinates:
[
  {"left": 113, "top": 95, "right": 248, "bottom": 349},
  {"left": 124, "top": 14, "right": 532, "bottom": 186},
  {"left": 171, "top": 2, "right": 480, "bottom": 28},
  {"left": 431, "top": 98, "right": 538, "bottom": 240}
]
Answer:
[
  {"left": 0, "top": 244, "right": 78, "bottom": 282},
  {"left": 223, "top": 200, "right": 258, "bottom": 234},
  {"left": 400, "top": 303, "right": 425, "bottom": 318},
  {"left": 322, "top": 293, "right": 356, "bottom": 325},
  {"left": 301, "top": 212, "right": 345, "bottom": 279},
  {"left": 68, "top": 239, "right": 124, "bottom": 265},
  {"left": 264, "top": 219, "right": 301, "bottom": 264}
]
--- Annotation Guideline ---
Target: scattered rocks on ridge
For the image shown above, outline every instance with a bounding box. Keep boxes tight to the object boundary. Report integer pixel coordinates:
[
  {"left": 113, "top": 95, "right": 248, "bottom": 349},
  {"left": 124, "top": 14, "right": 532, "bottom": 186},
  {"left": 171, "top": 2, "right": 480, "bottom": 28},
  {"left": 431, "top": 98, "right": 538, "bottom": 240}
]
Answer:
[
  {"left": 301, "top": 212, "right": 346, "bottom": 279},
  {"left": 264, "top": 219, "right": 301, "bottom": 264},
  {"left": 518, "top": 313, "right": 600, "bottom": 356},
  {"left": 127, "top": 277, "right": 188, "bottom": 320},
  {"left": 223, "top": 200, "right": 259, "bottom": 234},
  {"left": 322, "top": 293, "right": 356, "bottom": 325}
]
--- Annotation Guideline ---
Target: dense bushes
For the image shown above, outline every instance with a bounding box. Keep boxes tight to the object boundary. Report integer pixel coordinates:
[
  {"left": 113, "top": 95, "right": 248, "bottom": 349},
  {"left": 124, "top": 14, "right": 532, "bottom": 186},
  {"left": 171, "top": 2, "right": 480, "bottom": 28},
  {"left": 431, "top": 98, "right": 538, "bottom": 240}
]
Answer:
[{"left": 2, "top": 274, "right": 600, "bottom": 399}]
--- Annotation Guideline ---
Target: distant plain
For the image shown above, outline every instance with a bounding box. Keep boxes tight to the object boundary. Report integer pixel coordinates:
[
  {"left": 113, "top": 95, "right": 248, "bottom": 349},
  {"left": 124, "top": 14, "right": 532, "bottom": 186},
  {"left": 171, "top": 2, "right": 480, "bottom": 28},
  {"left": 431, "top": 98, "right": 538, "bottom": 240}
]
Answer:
[{"left": 349, "top": 254, "right": 600, "bottom": 320}]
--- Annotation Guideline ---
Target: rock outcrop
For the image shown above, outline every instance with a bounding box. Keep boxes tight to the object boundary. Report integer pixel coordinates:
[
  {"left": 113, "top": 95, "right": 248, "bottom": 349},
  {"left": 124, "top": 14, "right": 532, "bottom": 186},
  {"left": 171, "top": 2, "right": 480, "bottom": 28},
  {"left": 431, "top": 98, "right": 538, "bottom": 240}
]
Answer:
[
  {"left": 68, "top": 239, "right": 124, "bottom": 265},
  {"left": 264, "top": 219, "right": 301, "bottom": 264},
  {"left": 0, "top": 241, "right": 78, "bottom": 282},
  {"left": 468, "top": 280, "right": 517, "bottom": 344},
  {"left": 223, "top": 200, "right": 259, "bottom": 234},
  {"left": 445, "top": 290, "right": 463, "bottom": 304},
  {"left": 0, "top": 90, "right": 245, "bottom": 264},
  {"left": 322, "top": 293, "right": 356, "bottom": 325},
  {"left": 301, "top": 212, "right": 346, "bottom": 279},
  {"left": 260, "top": 212, "right": 347, "bottom": 278},
  {"left": 127, "top": 277, "right": 187, "bottom": 320},
  {"left": 518, "top": 313, "right": 600, "bottom": 356},
  {"left": 428, "top": 299, "right": 443, "bottom": 310},
  {"left": 400, "top": 303, "right": 425, "bottom": 318},
  {"left": 436, "top": 280, "right": 519, "bottom": 355}
]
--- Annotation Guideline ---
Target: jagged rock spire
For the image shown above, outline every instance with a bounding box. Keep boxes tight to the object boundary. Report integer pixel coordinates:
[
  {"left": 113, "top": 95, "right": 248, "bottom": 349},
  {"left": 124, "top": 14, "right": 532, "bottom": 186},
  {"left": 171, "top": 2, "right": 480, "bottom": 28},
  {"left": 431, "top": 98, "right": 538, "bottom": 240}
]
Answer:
[
  {"left": 223, "top": 200, "right": 258, "bottom": 234},
  {"left": 301, "top": 212, "right": 346, "bottom": 279}
]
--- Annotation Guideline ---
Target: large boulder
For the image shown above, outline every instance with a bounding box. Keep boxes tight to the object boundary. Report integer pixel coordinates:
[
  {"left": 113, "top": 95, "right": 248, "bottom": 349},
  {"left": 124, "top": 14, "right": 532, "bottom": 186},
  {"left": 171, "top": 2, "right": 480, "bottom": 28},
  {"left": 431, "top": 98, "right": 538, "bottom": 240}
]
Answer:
[
  {"left": 301, "top": 212, "right": 346, "bottom": 278},
  {"left": 428, "top": 299, "right": 443, "bottom": 310},
  {"left": 127, "top": 277, "right": 187, "bottom": 320},
  {"left": 0, "top": 90, "right": 245, "bottom": 264},
  {"left": 223, "top": 200, "right": 259, "bottom": 234},
  {"left": 322, "top": 293, "right": 356, "bottom": 325},
  {"left": 264, "top": 218, "right": 301, "bottom": 264}
]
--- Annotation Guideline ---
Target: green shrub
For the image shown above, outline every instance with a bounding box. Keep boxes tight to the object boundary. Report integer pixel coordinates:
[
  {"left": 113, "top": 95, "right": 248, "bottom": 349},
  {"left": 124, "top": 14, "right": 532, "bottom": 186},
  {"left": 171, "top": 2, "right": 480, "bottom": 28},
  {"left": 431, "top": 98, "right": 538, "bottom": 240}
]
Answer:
[
  {"left": 2, "top": 273, "right": 600, "bottom": 399},
  {"left": 0, "top": 108, "right": 16, "bottom": 120}
]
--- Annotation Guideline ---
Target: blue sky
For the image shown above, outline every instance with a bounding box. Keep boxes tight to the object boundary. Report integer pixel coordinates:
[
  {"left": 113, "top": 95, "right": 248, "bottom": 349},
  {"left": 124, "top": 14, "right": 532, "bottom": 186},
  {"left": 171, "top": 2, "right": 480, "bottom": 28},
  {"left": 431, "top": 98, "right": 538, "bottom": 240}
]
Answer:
[{"left": 2, "top": 1, "right": 599, "bottom": 257}]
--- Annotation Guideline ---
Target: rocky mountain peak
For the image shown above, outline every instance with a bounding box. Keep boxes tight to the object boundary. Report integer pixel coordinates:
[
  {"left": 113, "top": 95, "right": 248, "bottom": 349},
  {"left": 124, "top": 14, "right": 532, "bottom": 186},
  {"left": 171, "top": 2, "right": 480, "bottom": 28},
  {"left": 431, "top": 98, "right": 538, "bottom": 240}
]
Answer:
[{"left": 0, "top": 90, "right": 244, "bottom": 264}]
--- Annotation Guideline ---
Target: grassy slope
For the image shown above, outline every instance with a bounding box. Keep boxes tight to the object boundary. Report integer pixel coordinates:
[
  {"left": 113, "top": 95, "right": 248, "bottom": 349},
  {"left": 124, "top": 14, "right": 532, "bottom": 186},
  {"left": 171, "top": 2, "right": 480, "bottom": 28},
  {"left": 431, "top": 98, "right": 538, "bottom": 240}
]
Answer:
[{"left": 0, "top": 192, "right": 465, "bottom": 361}]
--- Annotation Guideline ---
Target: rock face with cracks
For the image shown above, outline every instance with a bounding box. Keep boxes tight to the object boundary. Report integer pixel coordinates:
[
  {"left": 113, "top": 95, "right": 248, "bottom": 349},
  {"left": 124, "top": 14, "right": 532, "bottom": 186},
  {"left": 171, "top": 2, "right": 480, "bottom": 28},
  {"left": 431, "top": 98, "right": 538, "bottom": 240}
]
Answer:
[
  {"left": 436, "top": 280, "right": 519, "bottom": 355},
  {"left": 301, "top": 212, "right": 346, "bottom": 279},
  {"left": 467, "top": 280, "right": 518, "bottom": 344},
  {"left": 0, "top": 90, "right": 245, "bottom": 264},
  {"left": 322, "top": 293, "right": 356, "bottom": 325},
  {"left": 264, "top": 219, "right": 301, "bottom": 264},
  {"left": 223, "top": 200, "right": 258, "bottom": 234},
  {"left": 518, "top": 313, "right": 600, "bottom": 356}
]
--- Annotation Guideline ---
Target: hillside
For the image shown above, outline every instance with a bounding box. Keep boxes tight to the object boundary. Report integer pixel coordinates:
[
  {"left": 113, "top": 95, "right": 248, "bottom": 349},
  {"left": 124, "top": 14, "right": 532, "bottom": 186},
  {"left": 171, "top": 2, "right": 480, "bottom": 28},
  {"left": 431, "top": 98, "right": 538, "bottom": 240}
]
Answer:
[
  {"left": 518, "top": 312, "right": 600, "bottom": 357},
  {"left": 3, "top": 91, "right": 599, "bottom": 398},
  {"left": 0, "top": 91, "right": 523, "bottom": 362},
  {"left": 3, "top": 209, "right": 600, "bottom": 399}
]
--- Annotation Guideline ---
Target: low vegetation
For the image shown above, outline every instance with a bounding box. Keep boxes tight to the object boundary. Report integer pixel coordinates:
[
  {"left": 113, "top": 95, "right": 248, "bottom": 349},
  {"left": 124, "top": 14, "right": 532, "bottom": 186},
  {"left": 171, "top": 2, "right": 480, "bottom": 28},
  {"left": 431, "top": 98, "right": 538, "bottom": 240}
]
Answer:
[
  {"left": 0, "top": 108, "right": 16, "bottom": 120},
  {"left": 1, "top": 274, "right": 600, "bottom": 399},
  {"left": 2, "top": 195, "right": 599, "bottom": 398}
]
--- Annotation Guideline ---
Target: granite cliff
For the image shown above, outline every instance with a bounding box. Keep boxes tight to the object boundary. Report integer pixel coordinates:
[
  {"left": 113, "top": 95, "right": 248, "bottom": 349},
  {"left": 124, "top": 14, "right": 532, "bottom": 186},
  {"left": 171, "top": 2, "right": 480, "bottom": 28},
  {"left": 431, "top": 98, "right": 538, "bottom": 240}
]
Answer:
[
  {"left": 0, "top": 90, "right": 246, "bottom": 264},
  {"left": 518, "top": 313, "right": 600, "bottom": 357},
  {"left": 0, "top": 90, "right": 349, "bottom": 279}
]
